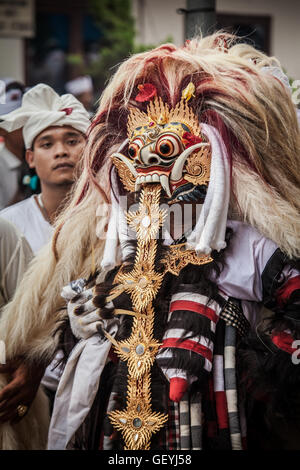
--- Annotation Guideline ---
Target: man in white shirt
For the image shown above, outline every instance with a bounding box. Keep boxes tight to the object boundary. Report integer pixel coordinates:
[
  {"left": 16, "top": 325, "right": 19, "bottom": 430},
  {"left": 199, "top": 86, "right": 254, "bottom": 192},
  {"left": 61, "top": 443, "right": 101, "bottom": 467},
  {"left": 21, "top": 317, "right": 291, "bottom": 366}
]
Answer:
[
  {"left": 0, "top": 83, "right": 91, "bottom": 253},
  {"left": 0, "top": 83, "right": 91, "bottom": 416}
]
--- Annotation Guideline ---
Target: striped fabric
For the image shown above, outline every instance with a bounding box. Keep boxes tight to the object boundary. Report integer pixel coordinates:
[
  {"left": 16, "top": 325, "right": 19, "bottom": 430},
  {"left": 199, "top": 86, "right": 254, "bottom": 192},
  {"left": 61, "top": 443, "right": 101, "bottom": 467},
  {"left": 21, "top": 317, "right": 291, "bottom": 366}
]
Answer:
[
  {"left": 179, "top": 393, "right": 190, "bottom": 450},
  {"left": 169, "top": 292, "right": 220, "bottom": 333},
  {"left": 224, "top": 324, "right": 242, "bottom": 450},
  {"left": 190, "top": 391, "right": 202, "bottom": 450},
  {"left": 210, "top": 319, "right": 231, "bottom": 448},
  {"left": 156, "top": 290, "right": 223, "bottom": 401},
  {"left": 161, "top": 328, "right": 214, "bottom": 369},
  {"left": 163, "top": 399, "right": 180, "bottom": 450},
  {"left": 276, "top": 274, "right": 300, "bottom": 308},
  {"left": 100, "top": 295, "right": 249, "bottom": 450}
]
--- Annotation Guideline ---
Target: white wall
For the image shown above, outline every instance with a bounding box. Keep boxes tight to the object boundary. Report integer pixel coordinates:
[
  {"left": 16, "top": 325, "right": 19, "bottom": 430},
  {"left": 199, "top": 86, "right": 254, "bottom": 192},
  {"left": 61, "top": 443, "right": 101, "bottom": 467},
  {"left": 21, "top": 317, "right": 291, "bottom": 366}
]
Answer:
[
  {"left": 0, "top": 38, "right": 24, "bottom": 82},
  {"left": 132, "top": 0, "right": 186, "bottom": 47},
  {"left": 132, "top": 0, "right": 300, "bottom": 79},
  {"left": 217, "top": 0, "right": 300, "bottom": 79}
]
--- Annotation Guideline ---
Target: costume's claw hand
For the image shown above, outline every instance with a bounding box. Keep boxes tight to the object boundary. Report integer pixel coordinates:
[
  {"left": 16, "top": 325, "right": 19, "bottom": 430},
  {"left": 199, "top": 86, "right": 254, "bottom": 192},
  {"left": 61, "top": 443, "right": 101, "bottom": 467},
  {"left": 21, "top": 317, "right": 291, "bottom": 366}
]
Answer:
[{"left": 62, "top": 281, "right": 120, "bottom": 341}]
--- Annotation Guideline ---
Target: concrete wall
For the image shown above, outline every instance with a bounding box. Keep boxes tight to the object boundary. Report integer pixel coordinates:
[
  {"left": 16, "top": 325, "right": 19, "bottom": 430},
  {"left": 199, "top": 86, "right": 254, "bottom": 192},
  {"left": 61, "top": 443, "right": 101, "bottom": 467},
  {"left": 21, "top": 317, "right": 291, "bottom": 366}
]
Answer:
[{"left": 0, "top": 38, "right": 24, "bottom": 82}]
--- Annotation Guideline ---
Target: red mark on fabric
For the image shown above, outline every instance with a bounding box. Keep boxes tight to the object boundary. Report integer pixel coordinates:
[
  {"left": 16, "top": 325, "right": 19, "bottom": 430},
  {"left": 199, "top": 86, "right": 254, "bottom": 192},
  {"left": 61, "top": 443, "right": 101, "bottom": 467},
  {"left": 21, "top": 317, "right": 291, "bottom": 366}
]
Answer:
[{"left": 61, "top": 107, "right": 73, "bottom": 115}]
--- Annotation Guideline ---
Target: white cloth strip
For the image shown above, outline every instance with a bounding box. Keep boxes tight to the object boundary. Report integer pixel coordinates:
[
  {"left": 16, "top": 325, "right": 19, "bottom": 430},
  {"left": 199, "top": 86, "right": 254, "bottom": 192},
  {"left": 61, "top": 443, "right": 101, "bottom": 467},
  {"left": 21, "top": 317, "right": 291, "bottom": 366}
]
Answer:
[
  {"left": 190, "top": 396, "right": 202, "bottom": 450},
  {"left": 186, "top": 124, "right": 230, "bottom": 254},
  {"left": 100, "top": 191, "right": 119, "bottom": 270},
  {"left": 213, "top": 354, "right": 225, "bottom": 392},
  {"left": 156, "top": 350, "right": 173, "bottom": 360},
  {"left": 224, "top": 345, "right": 235, "bottom": 368},
  {"left": 47, "top": 335, "right": 112, "bottom": 450}
]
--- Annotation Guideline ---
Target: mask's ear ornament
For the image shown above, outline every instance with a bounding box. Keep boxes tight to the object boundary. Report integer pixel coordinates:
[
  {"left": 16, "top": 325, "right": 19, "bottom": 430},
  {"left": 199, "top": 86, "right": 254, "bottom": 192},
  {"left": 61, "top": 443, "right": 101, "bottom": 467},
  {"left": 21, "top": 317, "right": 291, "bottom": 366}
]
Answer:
[{"left": 112, "top": 83, "right": 211, "bottom": 203}]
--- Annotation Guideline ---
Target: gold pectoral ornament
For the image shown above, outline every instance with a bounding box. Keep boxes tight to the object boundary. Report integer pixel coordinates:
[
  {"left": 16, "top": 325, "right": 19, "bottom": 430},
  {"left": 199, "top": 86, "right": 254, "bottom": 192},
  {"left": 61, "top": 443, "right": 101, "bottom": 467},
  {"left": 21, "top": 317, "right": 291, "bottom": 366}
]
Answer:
[
  {"left": 108, "top": 185, "right": 213, "bottom": 449},
  {"left": 108, "top": 185, "right": 168, "bottom": 450}
]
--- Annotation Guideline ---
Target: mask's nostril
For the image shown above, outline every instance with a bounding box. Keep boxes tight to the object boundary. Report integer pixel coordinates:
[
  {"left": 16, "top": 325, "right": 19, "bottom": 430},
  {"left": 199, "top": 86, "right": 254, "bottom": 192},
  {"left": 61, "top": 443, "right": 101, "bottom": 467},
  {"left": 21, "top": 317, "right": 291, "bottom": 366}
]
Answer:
[{"left": 148, "top": 156, "right": 159, "bottom": 164}]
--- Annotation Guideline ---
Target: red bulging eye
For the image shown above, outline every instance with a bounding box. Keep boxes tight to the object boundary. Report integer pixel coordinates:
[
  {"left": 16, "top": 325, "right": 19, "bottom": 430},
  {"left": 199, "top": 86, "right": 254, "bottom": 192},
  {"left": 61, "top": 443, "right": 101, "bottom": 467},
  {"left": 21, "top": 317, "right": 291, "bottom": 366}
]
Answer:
[
  {"left": 156, "top": 134, "right": 181, "bottom": 158},
  {"left": 128, "top": 138, "right": 143, "bottom": 159},
  {"left": 128, "top": 143, "right": 140, "bottom": 158},
  {"left": 158, "top": 140, "right": 173, "bottom": 156}
]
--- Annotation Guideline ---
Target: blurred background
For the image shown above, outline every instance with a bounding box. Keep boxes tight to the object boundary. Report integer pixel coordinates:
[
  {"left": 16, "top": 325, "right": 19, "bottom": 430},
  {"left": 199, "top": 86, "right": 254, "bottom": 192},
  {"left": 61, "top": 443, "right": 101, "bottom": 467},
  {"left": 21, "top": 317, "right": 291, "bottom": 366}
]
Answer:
[{"left": 0, "top": 0, "right": 299, "bottom": 108}]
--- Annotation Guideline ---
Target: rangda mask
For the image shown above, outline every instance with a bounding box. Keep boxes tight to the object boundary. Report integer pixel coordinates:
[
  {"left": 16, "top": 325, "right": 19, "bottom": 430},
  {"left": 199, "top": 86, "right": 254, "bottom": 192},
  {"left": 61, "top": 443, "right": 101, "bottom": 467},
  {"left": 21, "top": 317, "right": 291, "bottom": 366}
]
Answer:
[{"left": 112, "top": 84, "right": 211, "bottom": 204}]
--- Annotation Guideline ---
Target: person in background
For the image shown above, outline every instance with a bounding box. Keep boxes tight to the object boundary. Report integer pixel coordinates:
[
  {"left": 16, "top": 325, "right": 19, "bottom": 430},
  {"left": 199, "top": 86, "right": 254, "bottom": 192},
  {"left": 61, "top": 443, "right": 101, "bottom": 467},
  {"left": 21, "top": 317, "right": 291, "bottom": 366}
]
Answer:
[
  {"left": 0, "top": 79, "right": 25, "bottom": 209},
  {"left": 0, "top": 83, "right": 90, "bottom": 254},
  {"left": 0, "top": 217, "right": 33, "bottom": 314},
  {"left": 65, "top": 75, "right": 94, "bottom": 115}
]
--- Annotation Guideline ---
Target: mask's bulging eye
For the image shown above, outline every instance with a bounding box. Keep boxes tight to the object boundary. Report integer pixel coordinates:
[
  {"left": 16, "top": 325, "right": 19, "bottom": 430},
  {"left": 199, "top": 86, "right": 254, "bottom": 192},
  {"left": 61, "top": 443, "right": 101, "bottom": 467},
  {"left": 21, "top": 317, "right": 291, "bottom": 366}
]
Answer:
[
  {"left": 156, "top": 134, "right": 181, "bottom": 158},
  {"left": 128, "top": 138, "right": 143, "bottom": 159}
]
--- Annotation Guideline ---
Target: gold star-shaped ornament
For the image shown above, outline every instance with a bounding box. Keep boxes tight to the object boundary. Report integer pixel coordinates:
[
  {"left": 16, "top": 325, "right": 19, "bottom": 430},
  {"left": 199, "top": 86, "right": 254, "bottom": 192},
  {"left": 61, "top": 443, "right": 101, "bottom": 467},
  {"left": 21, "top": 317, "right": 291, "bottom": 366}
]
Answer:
[{"left": 109, "top": 408, "right": 168, "bottom": 450}]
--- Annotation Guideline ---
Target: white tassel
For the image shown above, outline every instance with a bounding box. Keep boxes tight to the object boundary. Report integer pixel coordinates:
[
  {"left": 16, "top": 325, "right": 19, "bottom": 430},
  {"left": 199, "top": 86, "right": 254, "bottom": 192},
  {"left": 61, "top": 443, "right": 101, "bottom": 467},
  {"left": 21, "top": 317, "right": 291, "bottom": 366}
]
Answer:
[
  {"left": 100, "top": 139, "right": 129, "bottom": 270},
  {"left": 186, "top": 124, "right": 230, "bottom": 254},
  {"left": 100, "top": 196, "right": 119, "bottom": 271}
]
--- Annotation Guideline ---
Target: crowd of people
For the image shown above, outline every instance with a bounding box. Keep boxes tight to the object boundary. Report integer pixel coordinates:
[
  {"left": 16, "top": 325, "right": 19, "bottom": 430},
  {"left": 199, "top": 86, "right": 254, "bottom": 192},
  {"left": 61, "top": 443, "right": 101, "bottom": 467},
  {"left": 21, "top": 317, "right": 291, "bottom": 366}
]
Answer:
[{"left": 0, "top": 32, "right": 299, "bottom": 451}]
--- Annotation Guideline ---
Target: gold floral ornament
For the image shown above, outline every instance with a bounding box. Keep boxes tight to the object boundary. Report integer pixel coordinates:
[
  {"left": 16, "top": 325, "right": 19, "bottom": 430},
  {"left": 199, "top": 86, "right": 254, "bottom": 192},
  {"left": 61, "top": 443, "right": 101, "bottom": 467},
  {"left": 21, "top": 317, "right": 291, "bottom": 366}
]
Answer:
[
  {"left": 109, "top": 401, "right": 168, "bottom": 450},
  {"left": 113, "top": 242, "right": 164, "bottom": 312},
  {"left": 184, "top": 144, "right": 211, "bottom": 187},
  {"left": 114, "top": 313, "right": 161, "bottom": 378},
  {"left": 163, "top": 244, "right": 213, "bottom": 276},
  {"left": 109, "top": 372, "right": 167, "bottom": 450},
  {"left": 112, "top": 157, "right": 136, "bottom": 192},
  {"left": 182, "top": 82, "right": 196, "bottom": 102},
  {"left": 126, "top": 185, "right": 167, "bottom": 244}
]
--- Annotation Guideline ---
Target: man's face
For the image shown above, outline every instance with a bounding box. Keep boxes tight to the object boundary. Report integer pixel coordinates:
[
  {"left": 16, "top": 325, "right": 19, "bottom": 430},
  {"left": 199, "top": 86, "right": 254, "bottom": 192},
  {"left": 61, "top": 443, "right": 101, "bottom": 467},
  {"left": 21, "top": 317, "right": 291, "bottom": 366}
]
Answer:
[{"left": 26, "top": 126, "right": 85, "bottom": 186}]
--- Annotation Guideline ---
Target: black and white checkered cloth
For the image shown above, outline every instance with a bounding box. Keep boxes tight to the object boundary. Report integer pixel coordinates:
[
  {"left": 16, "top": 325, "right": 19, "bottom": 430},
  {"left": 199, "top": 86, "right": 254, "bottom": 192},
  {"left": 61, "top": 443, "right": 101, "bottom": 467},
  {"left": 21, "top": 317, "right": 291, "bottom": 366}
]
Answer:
[{"left": 220, "top": 299, "right": 250, "bottom": 337}]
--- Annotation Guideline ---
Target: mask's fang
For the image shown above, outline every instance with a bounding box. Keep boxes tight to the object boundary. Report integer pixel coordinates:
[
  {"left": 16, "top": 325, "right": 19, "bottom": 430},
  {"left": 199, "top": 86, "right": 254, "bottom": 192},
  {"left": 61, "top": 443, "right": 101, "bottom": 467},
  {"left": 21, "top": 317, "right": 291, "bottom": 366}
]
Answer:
[
  {"left": 170, "top": 143, "right": 208, "bottom": 182},
  {"left": 159, "top": 174, "right": 171, "bottom": 197}
]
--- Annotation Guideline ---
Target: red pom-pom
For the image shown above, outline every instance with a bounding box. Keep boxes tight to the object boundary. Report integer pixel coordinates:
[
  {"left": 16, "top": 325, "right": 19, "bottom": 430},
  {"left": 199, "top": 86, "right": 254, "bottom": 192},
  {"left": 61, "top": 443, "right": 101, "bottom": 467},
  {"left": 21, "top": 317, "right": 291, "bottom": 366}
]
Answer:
[
  {"left": 135, "top": 83, "right": 157, "bottom": 102},
  {"left": 169, "top": 377, "right": 188, "bottom": 402},
  {"left": 182, "top": 131, "right": 202, "bottom": 148}
]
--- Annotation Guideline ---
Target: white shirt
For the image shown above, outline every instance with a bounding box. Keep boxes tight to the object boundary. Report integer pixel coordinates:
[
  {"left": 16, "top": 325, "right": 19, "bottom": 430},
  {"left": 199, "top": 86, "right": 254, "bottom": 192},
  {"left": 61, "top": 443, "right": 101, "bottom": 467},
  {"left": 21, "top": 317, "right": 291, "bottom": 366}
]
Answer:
[
  {"left": 0, "top": 195, "right": 53, "bottom": 253},
  {"left": 0, "top": 143, "right": 22, "bottom": 209},
  {"left": 0, "top": 217, "right": 33, "bottom": 312}
]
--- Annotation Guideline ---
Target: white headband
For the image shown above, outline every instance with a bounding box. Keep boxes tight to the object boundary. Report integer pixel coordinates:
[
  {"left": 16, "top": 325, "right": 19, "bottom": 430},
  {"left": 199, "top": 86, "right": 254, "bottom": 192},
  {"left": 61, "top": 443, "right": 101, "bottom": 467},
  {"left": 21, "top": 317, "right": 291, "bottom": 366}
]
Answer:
[{"left": 0, "top": 83, "right": 91, "bottom": 148}]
